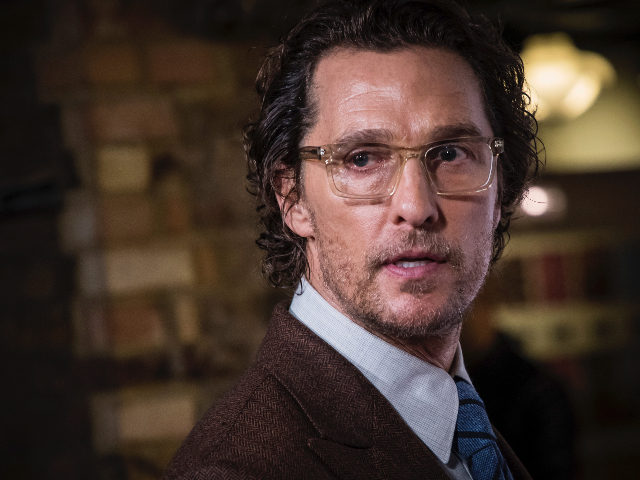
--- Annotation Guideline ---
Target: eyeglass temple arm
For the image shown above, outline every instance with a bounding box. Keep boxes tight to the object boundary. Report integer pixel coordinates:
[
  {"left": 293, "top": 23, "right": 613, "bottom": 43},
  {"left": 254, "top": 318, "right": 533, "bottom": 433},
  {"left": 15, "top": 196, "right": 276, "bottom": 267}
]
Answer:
[{"left": 299, "top": 146, "right": 326, "bottom": 163}]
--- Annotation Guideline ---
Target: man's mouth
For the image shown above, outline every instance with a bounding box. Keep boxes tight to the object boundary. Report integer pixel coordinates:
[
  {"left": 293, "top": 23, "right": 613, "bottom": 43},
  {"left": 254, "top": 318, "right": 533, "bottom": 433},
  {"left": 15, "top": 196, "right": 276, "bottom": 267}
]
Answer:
[
  {"left": 393, "top": 259, "right": 433, "bottom": 268},
  {"left": 386, "top": 251, "right": 446, "bottom": 268}
]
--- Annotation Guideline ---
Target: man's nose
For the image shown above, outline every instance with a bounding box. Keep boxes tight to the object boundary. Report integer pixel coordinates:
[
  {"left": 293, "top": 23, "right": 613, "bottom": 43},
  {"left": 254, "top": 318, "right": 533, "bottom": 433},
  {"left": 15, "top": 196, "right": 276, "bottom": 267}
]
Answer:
[{"left": 389, "top": 155, "right": 439, "bottom": 227}]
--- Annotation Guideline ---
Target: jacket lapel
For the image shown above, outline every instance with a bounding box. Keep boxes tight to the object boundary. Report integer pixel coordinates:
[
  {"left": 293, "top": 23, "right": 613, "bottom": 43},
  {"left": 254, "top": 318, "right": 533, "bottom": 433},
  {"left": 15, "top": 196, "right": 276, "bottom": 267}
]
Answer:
[{"left": 258, "top": 305, "right": 451, "bottom": 480}]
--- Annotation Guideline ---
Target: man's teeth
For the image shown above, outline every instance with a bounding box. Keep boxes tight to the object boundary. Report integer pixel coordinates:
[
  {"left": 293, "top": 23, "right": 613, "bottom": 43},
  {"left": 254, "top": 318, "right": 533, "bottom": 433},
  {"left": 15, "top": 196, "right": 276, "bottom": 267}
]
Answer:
[{"left": 394, "top": 260, "right": 430, "bottom": 268}]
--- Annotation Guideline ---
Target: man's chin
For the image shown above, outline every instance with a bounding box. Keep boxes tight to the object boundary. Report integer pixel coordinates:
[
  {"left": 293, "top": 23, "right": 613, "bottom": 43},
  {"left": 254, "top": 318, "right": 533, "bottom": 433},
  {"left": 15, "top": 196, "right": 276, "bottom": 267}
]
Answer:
[
  {"left": 397, "top": 277, "right": 439, "bottom": 296},
  {"left": 358, "top": 306, "right": 464, "bottom": 340}
]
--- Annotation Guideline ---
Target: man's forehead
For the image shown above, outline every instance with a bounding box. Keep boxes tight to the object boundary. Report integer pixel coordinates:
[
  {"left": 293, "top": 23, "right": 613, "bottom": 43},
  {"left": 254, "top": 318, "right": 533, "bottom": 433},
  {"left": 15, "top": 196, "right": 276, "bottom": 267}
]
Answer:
[{"left": 305, "top": 46, "right": 491, "bottom": 145}]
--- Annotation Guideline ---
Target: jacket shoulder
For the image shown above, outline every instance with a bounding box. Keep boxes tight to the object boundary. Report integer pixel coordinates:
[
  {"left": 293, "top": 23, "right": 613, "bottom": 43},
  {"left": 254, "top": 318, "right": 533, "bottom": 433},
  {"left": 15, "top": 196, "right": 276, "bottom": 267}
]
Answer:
[{"left": 164, "top": 359, "right": 334, "bottom": 479}]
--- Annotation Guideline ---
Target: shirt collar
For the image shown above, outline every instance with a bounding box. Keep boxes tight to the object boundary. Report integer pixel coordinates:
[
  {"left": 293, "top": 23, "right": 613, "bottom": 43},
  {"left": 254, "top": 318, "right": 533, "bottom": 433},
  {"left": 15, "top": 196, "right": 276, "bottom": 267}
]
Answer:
[{"left": 289, "top": 278, "right": 470, "bottom": 463}]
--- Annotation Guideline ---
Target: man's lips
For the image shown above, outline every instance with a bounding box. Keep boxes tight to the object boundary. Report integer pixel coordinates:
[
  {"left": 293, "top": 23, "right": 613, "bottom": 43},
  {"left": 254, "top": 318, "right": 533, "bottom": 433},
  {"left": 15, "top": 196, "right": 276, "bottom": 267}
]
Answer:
[
  {"left": 383, "top": 250, "right": 447, "bottom": 267},
  {"left": 392, "top": 259, "right": 435, "bottom": 268},
  {"left": 379, "top": 250, "right": 448, "bottom": 279}
]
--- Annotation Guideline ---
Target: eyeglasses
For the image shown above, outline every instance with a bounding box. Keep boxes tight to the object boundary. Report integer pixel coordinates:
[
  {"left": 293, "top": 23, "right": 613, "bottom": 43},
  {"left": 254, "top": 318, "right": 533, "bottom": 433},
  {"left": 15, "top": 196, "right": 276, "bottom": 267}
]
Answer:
[{"left": 299, "top": 136, "right": 504, "bottom": 199}]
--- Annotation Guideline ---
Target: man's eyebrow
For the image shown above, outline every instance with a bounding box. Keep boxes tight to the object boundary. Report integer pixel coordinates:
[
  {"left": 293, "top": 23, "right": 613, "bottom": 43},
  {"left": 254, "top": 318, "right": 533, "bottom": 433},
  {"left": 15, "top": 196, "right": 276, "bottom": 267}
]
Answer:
[
  {"left": 334, "top": 129, "right": 395, "bottom": 144},
  {"left": 427, "top": 123, "right": 484, "bottom": 141},
  {"left": 332, "top": 124, "right": 484, "bottom": 146}
]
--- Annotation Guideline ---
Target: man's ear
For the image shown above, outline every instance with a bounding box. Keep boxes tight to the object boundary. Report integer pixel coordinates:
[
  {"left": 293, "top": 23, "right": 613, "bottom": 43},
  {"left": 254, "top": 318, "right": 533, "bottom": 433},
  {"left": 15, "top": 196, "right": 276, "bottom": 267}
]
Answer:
[{"left": 276, "top": 170, "right": 314, "bottom": 239}]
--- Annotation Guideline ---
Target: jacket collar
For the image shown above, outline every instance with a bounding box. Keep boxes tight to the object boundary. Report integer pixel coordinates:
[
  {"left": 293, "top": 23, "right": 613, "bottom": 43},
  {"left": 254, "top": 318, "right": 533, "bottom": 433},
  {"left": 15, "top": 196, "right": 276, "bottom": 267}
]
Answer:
[{"left": 256, "top": 303, "right": 451, "bottom": 480}]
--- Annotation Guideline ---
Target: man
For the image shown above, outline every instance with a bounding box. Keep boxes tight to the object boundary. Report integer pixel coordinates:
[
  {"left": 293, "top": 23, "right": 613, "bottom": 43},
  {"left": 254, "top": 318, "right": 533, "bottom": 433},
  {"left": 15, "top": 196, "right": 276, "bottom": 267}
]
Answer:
[{"left": 165, "top": 0, "right": 540, "bottom": 478}]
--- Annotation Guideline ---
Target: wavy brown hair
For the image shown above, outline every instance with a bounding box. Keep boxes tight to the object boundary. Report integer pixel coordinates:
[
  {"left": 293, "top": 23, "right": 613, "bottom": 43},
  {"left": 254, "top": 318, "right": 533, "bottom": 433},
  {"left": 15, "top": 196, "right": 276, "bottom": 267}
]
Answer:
[{"left": 245, "top": 0, "right": 541, "bottom": 288}]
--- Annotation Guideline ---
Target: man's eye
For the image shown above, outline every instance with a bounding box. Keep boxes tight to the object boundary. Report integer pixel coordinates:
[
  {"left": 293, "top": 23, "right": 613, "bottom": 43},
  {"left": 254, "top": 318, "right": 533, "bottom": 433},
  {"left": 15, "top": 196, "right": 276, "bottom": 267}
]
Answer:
[
  {"left": 438, "top": 145, "right": 460, "bottom": 162},
  {"left": 350, "top": 152, "right": 371, "bottom": 167},
  {"left": 428, "top": 144, "right": 471, "bottom": 164},
  {"left": 344, "top": 149, "right": 384, "bottom": 169}
]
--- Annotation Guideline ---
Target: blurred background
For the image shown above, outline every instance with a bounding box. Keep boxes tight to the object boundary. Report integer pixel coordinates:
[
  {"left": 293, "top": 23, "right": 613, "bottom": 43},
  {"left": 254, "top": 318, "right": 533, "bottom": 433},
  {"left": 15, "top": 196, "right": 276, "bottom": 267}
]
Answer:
[{"left": 0, "top": 0, "right": 638, "bottom": 478}]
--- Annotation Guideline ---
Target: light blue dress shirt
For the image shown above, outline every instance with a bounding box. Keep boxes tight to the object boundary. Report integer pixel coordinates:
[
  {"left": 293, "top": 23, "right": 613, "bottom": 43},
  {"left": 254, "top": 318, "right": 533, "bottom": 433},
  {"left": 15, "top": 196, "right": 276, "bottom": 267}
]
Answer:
[{"left": 290, "top": 278, "right": 473, "bottom": 479}]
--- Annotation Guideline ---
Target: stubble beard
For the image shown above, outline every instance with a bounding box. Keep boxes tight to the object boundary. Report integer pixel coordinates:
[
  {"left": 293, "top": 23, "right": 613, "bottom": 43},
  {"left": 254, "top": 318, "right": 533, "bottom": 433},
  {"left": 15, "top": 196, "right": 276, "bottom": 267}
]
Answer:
[{"left": 312, "top": 220, "right": 493, "bottom": 340}]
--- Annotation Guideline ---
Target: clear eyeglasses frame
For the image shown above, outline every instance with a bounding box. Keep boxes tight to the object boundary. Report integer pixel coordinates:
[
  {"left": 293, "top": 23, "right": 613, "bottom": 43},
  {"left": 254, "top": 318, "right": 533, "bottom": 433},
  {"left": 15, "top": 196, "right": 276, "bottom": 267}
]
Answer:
[{"left": 299, "top": 136, "right": 504, "bottom": 200}]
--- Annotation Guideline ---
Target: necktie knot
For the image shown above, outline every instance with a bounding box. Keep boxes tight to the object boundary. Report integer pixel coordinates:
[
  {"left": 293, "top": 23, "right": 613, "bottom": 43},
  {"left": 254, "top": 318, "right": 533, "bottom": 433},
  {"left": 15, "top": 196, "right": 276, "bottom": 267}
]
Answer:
[{"left": 454, "top": 378, "right": 513, "bottom": 480}]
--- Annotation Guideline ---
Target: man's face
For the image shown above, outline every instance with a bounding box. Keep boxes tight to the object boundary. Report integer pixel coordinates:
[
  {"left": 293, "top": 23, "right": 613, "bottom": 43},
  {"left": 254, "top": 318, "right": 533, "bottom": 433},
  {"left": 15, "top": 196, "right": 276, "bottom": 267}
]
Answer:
[{"left": 286, "top": 47, "right": 500, "bottom": 339}]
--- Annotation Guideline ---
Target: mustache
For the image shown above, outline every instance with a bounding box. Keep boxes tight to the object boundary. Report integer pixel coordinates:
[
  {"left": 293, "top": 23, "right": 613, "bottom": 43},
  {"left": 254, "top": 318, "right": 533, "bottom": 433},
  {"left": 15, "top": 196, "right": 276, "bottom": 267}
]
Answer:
[{"left": 366, "top": 230, "right": 464, "bottom": 269}]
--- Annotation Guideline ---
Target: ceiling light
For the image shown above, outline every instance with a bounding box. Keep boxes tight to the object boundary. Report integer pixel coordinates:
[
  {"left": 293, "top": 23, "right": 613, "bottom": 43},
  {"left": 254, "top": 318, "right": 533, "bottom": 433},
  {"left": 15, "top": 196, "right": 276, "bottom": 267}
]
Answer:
[{"left": 522, "top": 33, "right": 616, "bottom": 121}]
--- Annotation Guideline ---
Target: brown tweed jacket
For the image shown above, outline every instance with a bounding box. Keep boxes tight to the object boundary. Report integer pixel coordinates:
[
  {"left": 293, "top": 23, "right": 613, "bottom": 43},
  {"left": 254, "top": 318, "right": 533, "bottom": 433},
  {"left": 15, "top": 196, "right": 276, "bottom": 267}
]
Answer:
[{"left": 164, "top": 303, "right": 531, "bottom": 480}]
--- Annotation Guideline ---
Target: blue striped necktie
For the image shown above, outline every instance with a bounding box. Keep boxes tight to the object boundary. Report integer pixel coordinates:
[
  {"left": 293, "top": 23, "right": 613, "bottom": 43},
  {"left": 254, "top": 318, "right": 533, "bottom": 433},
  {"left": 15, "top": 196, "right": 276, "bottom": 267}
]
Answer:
[{"left": 454, "top": 377, "right": 514, "bottom": 480}]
